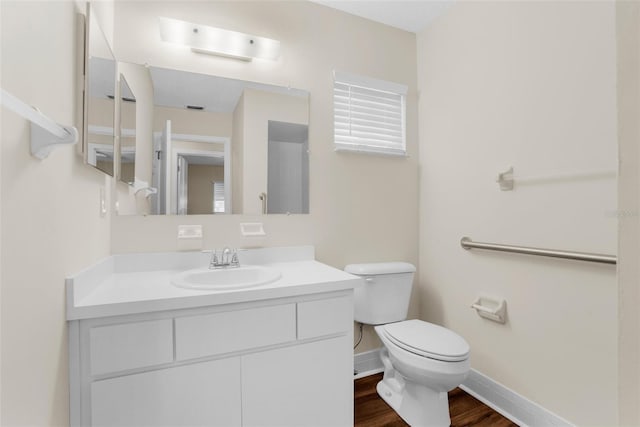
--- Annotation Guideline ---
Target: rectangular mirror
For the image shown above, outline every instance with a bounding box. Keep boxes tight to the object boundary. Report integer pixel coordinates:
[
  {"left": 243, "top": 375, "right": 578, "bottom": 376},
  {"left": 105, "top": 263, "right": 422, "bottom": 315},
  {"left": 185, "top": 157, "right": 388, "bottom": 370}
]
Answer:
[
  {"left": 117, "top": 64, "right": 309, "bottom": 215},
  {"left": 119, "top": 75, "right": 136, "bottom": 185},
  {"left": 84, "top": 5, "right": 116, "bottom": 176}
]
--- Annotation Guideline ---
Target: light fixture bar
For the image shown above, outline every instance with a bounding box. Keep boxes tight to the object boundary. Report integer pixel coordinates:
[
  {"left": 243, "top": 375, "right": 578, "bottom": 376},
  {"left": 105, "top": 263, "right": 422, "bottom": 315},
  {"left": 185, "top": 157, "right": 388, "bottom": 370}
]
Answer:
[
  {"left": 158, "top": 17, "right": 280, "bottom": 61},
  {"left": 190, "top": 47, "right": 251, "bottom": 62}
]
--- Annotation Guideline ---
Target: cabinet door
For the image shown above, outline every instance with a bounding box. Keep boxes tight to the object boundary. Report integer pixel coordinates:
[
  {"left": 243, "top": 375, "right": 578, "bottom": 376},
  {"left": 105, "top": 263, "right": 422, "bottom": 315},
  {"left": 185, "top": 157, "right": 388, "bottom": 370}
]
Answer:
[
  {"left": 91, "top": 357, "right": 241, "bottom": 427},
  {"left": 89, "top": 318, "right": 174, "bottom": 376},
  {"left": 241, "top": 336, "right": 353, "bottom": 427}
]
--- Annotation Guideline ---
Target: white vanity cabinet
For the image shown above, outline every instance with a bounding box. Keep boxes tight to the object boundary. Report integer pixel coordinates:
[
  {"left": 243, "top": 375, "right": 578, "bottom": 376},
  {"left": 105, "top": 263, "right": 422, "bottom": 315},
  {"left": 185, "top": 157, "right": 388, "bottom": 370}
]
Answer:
[
  {"left": 69, "top": 291, "right": 354, "bottom": 427},
  {"left": 91, "top": 357, "right": 242, "bottom": 426},
  {"left": 242, "top": 336, "right": 351, "bottom": 426}
]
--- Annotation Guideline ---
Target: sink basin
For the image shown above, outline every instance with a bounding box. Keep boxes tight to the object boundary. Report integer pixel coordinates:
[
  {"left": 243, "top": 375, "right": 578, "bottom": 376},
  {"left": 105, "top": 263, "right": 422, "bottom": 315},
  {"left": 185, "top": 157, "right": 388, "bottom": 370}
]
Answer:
[{"left": 171, "top": 265, "right": 281, "bottom": 290}]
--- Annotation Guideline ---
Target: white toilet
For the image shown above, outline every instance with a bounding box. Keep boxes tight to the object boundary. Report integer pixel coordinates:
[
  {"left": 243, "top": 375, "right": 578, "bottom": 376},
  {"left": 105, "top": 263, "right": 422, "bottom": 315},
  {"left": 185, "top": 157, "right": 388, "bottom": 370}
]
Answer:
[{"left": 345, "top": 262, "right": 470, "bottom": 427}]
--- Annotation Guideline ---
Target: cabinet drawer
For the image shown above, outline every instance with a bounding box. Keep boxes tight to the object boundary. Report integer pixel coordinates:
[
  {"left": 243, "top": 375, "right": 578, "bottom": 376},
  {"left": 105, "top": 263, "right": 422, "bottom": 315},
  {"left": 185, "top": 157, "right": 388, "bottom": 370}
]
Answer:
[
  {"left": 175, "top": 304, "right": 296, "bottom": 361},
  {"left": 297, "top": 296, "right": 353, "bottom": 340},
  {"left": 89, "top": 319, "right": 174, "bottom": 376}
]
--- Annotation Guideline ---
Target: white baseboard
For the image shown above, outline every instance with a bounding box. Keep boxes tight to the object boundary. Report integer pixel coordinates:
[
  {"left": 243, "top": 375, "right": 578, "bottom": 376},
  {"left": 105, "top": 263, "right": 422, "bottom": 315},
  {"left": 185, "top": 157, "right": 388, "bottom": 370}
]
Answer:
[
  {"left": 460, "top": 369, "right": 572, "bottom": 427},
  {"left": 354, "top": 349, "right": 572, "bottom": 427},
  {"left": 353, "top": 348, "right": 384, "bottom": 380}
]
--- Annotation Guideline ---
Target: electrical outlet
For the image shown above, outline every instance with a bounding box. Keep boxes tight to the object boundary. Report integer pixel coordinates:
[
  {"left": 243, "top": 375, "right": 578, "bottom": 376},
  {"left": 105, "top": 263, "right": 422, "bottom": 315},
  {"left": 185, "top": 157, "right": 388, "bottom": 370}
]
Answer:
[
  {"left": 177, "top": 225, "right": 203, "bottom": 251},
  {"left": 178, "top": 225, "right": 203, "bottom": 239}
]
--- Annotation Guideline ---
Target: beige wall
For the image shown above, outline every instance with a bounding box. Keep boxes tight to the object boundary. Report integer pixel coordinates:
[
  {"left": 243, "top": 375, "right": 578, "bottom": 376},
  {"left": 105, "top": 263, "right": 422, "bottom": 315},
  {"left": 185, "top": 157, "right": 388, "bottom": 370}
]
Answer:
[
  {"left": 112, "top": 1, "right": 419, "bottom": 351},
  {"left": 616, "top": 1, "right": 640, "bottom": 425},
  {"left": 417, "top": 2, "right": 618, "bottom": 425},
  {"left": 0, "top": 1, "right": 112, "bottom": 425}
]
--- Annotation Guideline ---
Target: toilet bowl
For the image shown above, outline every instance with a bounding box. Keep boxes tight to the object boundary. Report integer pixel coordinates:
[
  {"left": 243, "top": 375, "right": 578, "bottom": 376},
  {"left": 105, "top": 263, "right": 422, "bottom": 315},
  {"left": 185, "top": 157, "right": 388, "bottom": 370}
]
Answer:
[
  {"left": 375, "top": 320, "right": 470, "bottom": 426},
  {"left": 345, "top": 262, "right": 470, "bottom": 427}
]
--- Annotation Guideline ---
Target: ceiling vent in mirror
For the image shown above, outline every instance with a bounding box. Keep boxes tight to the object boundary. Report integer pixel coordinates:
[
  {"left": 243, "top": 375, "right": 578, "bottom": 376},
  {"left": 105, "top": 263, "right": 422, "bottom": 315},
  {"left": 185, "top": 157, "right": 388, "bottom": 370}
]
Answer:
[{"left": 158, "top": 17, "right": 280, "bottom": 62}]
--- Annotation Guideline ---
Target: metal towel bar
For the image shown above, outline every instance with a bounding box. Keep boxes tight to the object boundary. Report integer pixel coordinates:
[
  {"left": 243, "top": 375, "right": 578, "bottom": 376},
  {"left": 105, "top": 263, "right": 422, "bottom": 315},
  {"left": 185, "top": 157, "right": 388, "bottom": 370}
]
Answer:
[{"left": 460, "top": 237, "right": 617, "bottom": 265}]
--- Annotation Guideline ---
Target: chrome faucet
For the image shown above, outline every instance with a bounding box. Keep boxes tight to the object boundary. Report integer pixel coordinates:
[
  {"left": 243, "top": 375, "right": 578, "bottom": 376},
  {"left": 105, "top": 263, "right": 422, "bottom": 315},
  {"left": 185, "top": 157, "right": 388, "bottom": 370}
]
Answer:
[
  {"left": 222, "top": 246, "right": 231, "bottom": 264},
  {"left": 209, "top": 247, "right": 240, "bottom": 269}
]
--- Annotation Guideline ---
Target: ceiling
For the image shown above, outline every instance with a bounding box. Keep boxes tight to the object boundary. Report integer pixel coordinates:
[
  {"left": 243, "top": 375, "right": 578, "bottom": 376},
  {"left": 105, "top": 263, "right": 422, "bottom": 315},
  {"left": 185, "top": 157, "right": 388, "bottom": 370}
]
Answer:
[{"left": 310, "top": 0, "right": 454, "bottom": 33}]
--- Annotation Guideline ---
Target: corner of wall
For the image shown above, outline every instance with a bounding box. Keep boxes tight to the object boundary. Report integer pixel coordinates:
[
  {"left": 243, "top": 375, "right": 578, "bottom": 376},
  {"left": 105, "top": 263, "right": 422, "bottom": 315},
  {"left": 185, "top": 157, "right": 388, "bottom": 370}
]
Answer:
[{"left": 616, "top": 1, "right": 640, "bottom": 425}]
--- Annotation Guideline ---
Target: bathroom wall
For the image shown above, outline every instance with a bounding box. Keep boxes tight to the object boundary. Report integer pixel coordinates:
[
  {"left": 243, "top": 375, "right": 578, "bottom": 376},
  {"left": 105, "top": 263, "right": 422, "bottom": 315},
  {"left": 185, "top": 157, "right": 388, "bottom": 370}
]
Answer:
[
  {"left": 0, "top": 1, "right": 112, "bottom": 425},
  {"left": 417, "top": 2, "right": 618, "bottom": 425},
  {"left": 616, "top": 1, "right": 640, "bottom": 425},
  {"left": 111, "top": 1, "right": 420, "bottom": 351}
]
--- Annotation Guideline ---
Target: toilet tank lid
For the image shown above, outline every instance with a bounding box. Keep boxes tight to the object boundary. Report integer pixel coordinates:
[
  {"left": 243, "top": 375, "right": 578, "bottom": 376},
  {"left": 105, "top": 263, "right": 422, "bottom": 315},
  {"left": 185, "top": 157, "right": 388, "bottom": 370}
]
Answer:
[{"left": 344, "top": 262, "right": 416, "bottom": 276}]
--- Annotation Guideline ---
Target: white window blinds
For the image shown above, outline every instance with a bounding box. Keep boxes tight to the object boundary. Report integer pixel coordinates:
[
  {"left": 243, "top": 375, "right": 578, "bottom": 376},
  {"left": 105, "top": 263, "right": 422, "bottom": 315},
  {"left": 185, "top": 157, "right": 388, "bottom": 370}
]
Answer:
[
  {"left": 333, "top": 70, "right": 408, "bottom": 156},
  {"left": 213, "top": 181, "right": 225, "bottom": 213}
]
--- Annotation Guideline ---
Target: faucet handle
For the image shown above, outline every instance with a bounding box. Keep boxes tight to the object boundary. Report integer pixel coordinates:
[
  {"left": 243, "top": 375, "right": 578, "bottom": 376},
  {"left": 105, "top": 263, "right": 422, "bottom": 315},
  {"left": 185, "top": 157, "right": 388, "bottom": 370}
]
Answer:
[
  {"left": 209, "top": 250, "right": 219, "bottom": 268},
  {"left": 230, "top": 249, "right": 240, "bottom": 267}
]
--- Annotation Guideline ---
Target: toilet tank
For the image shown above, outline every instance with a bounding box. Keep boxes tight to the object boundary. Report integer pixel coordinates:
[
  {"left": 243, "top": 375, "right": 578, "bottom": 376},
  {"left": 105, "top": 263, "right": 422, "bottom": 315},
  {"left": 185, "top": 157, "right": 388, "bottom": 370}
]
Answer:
[{"left": 345, "top": 262, "right": 416, "bottom": 325}]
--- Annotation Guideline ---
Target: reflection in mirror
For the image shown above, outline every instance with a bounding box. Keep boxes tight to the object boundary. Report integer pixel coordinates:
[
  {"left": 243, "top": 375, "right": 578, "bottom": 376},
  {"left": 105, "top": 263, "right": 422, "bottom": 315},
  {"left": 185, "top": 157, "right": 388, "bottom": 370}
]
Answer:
[
  {"left": 155, "top": 125, "right": 230, "bottom": 215},
  {"left": 175, "top": 151, "right": 226, "bottom": 215},
  {"left": 119, "top": 75, "right": 136, "bottom": 185},
  {"left": 117, "top": 64, "right": 309, "bottom": 215},
  {"left": 85, "top": 6, "right": 116, "bottom": 176},
  {"left": 268, "top": 121, "right": 309, "bottom": 214}
]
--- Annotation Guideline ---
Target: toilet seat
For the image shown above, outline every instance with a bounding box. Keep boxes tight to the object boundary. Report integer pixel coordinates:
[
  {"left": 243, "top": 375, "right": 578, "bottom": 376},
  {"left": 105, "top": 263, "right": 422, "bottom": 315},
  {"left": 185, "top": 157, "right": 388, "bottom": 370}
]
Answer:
[{"left": 381, "top": 319, "right": 470, "bottom": 362}]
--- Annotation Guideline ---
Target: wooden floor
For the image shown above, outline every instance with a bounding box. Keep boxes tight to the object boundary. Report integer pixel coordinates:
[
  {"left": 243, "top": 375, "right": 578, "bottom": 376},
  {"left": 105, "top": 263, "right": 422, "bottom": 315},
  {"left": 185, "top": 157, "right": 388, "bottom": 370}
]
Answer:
[{"left": 355, "top": 373, "right": 518, "bottom": 427}]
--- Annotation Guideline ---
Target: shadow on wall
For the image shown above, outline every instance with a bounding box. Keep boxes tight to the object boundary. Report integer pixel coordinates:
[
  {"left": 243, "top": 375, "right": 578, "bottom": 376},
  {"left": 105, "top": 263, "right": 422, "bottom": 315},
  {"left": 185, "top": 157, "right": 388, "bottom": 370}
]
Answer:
[{"left": 418, "top": 280, "right": 445, "bottom": 325}]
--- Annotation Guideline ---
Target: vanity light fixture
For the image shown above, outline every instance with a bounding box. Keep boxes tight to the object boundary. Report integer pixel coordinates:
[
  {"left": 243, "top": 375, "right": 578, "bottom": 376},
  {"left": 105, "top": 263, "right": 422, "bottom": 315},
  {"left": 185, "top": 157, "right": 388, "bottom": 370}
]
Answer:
[{"left": 158, "top": 17, "right": 280, "bottom": 61}]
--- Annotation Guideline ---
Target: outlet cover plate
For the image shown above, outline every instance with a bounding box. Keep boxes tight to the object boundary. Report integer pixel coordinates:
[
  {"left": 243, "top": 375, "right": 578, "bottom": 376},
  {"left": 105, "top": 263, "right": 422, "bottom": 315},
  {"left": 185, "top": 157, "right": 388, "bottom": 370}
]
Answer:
[{"left": 178, "top": 225, "right": 203, "bottom": 240}]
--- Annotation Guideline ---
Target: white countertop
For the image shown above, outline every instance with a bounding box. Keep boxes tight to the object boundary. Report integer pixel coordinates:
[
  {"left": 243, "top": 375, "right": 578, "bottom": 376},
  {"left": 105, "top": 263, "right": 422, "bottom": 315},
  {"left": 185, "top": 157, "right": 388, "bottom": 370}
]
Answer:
[{"left": 66, "top": 246, "right": 361, "bottom": 320}]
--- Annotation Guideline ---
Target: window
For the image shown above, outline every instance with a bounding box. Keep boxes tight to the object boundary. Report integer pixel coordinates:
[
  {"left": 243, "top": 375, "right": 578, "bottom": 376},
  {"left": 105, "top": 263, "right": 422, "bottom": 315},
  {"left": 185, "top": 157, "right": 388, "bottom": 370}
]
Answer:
[
  {"left": 333, "top": 70, "right": 407, "bottom": 156},
  {"left": 213, "top": 181, "right": 225, "bottom": 213}
]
